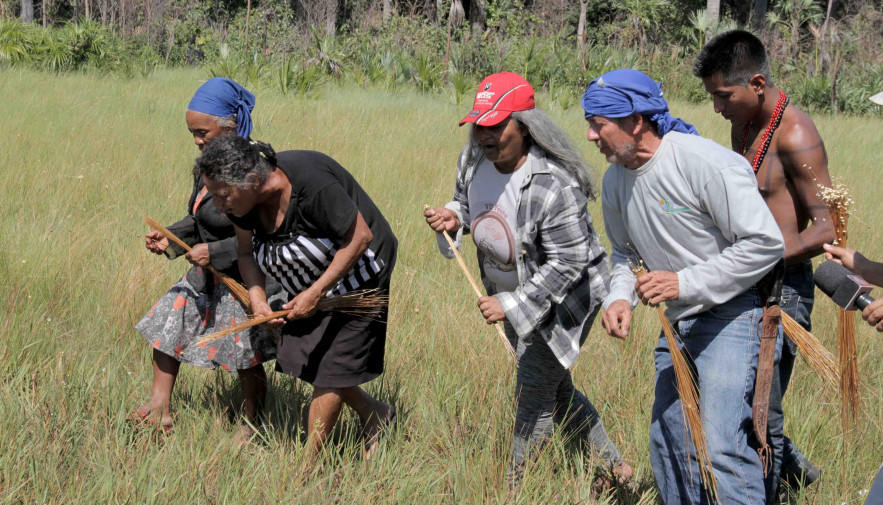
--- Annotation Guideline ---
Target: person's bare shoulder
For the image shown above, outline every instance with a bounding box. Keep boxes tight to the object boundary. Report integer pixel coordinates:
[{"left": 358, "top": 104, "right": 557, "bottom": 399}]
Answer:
[{"left": 775, "top": 104, "right": 825, "bottom": 160}]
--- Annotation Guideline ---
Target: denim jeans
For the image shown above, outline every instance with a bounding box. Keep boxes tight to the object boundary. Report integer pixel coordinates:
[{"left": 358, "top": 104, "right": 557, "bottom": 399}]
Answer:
[
  {"left": 649, "top": 290, "right": 782, "bottom": 505},
  {"left": 505, "top": 315, "right": 622, "bottom": 488},
  {"left": 766, "top": 261, "right": 816, "bottom": 497},
  {"left": 866, "top": 463, "right": 883, "bottom": 505}
]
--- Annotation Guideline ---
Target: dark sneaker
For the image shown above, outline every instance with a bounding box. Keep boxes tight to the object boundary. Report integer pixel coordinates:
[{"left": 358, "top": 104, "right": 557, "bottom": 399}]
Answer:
[{"left": 779, "top": 460, "right": 821, "bottom": 504}]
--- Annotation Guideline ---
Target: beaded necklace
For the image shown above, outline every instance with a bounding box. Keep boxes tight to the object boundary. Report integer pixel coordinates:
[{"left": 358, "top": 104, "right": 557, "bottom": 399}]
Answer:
[{"left": 738, "top": 90, "right": 789, "bottom": 174}]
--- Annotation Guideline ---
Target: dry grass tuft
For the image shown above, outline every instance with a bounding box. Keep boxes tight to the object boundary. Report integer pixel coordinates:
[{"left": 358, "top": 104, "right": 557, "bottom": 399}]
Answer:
[
  {"left": 781, "top": 312, "right": 840, "bottom": 389},
  {"left": 630, "top": 261, "right": 718, "bottom": 502}
]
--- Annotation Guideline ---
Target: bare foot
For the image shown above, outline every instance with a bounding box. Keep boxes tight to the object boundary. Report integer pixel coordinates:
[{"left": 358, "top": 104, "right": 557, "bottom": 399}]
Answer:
[
  {"left": 364, "top": 403, "right": 396, "bottom": 460},
  {"left": 233, "top": 423, "right": 258, "bottom": 447},
  {"left": 128, "top": 404, "right": 173, "bottom": 430}
]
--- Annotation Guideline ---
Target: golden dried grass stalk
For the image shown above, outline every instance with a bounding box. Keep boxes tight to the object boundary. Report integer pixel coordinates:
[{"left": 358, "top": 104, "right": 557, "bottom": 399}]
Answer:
[
  {"left": 196, "top": 288, "right": 389, "bottom": 346},
  {"left": 630, "top": 261, "right": 718, "bottom": 501},
  {"left": 144, "top": 216, "right": 252, "bottom": 311},
  {"left": 838, "top": 310, "right": 860, "bottom": 433},
  {"left": 781, "top": 312, "right": 840, "bottom": 389},
  {"left": 816, "top": 179, "right": 860, "bottom": 434}
]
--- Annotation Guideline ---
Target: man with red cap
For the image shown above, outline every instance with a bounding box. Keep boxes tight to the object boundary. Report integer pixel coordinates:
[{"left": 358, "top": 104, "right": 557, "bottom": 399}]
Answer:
[{"left": 425, "top": 72, "right": 631, "bottom": 492}]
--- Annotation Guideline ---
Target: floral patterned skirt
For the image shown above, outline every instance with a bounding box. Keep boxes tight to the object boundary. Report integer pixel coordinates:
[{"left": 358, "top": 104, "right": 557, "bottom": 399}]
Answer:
[{"left": 135, "top": 273, "right": 281, "bottom": 373}]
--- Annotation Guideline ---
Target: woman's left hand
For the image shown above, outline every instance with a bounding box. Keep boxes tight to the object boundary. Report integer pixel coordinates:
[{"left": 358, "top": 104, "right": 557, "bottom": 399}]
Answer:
[
  {"left": 478, "top": 296, "right": 506, "bottom": 324},
  {"left": 284, "top": 288, "right": 322, "bottom": 320},
  {"left": 185, "top": 243, "right": 212, "bottom": 266}
]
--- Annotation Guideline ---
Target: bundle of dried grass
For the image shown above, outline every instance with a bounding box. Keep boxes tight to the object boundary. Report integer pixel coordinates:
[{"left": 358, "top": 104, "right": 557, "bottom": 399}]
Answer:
[
  {"left": 781, "top": 312, "right": 840, "bottom": 389},
  {"left": 630, "top": 261, "right": 718, "bottom": 501},
  {"left": 817, "top": 180, "right": 860, "bottom": 434},
  {"left": 145, "top": 217, "right": 252, "bottom": 311},
  {"left": 196, "top": 288, "right": 389, "bottom": 346}
]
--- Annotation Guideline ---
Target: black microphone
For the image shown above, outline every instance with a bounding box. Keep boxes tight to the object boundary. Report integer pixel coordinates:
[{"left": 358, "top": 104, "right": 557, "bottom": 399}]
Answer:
[{"left": 813, "top": 261, "right": 876, "bottom": 311}]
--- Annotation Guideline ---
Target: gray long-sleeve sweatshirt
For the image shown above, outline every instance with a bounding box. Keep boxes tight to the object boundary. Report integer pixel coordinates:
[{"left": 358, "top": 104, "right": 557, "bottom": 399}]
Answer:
[{"left": 602, "top": 131, "right": 785, "bottom": 322}]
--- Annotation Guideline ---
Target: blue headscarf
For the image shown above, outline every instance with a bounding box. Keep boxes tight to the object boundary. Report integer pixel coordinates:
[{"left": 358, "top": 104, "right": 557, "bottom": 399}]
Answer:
[
  {"left": 187, "top": 77, "right": 256, "bottom": 139},
  {"left": 581, "top": 69, "right": 698, "bottom": 136}
]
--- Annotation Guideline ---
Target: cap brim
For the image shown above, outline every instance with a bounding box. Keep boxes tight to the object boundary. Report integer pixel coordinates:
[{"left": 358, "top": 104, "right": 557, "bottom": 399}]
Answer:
[{"left": 458, "top": 109, "right": 512, "bottom": 127}]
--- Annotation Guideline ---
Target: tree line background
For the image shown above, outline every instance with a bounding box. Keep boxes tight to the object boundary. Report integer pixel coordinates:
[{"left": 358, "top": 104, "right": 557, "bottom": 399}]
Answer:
[{"left": 2, "top": 0, "right": 881, "bottom": 114}]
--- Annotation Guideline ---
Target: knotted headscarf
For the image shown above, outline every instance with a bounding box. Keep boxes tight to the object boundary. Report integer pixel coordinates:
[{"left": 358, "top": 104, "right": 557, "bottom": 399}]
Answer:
[
  {"left": 187, "top": 77, "right": 256, "bottom": 138},
  {"left": 581, "top": 69, "right": 698, "bottom": 136}
]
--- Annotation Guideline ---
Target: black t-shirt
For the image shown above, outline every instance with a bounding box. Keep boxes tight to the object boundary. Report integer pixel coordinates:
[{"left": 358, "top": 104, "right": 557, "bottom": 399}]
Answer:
[{"left": 228, "top": 150, "right": 397, "bottom": 289}]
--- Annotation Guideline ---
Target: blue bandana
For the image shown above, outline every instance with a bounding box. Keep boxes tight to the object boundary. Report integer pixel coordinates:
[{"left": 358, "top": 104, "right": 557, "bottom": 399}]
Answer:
[
  {"left": 187, "top": 77, "right": 255, "bottom": 139},
  {"left": 581, "top": 69, "right": 698, "bottom": 136}
]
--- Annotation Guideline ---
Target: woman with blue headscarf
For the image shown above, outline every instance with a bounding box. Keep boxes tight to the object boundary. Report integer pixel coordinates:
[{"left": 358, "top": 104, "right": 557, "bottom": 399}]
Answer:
[{"left": 132, "top": 78, "right": 281, "bottom": 442}]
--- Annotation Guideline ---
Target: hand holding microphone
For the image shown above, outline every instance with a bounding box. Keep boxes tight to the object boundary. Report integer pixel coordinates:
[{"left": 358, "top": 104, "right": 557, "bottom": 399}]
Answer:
[{"left": 815, "top": 253, "right": 883, "bottom": 332}]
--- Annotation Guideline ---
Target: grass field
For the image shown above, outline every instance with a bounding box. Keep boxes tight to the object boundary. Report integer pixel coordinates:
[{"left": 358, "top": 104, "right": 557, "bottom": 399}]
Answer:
[{"left": 0, "top": 68, "right": 881, "bottom": 504}]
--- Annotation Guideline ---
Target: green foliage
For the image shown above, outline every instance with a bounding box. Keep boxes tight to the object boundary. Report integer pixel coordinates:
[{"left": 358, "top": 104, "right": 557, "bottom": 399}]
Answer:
[
  {"left": 0, "top": 19, "right": 126, "bottom": 73},
  {"left": 35, "top": 29, "right": 73, "bottom": 72},
  {"left": 0, "top": 18, "right": 32, "bottom": 65},
  {"left": 412, "top": 54, "right": 443, "bottom": 93},
  {"left": 276, "top": 57, "right": 325, "bottom": 98},
  {"left": 206, "top": 43, "right": 240, "bottom": 81},
  {"left": 0, "top": 7, "right": 879, "bottom": 116},
  {"left": 243, "top": 52, "right": 271, "bottom": 90},
  {"left": 309, "top": 27, "right": 346, "bottom": 79},
  {"left": 448, "top": 70, "right": 474, "bottom": 106}
]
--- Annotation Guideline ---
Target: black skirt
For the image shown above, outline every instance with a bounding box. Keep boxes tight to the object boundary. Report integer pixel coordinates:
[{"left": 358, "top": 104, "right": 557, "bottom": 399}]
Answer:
[{"left": 274, "top": 269, "right": 392, "bottom": 388}]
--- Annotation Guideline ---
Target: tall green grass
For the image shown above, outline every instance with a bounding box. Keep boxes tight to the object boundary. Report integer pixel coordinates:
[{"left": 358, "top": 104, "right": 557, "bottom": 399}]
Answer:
[{"left": 0, "top": 68, "right": 880, "bottom": 504}]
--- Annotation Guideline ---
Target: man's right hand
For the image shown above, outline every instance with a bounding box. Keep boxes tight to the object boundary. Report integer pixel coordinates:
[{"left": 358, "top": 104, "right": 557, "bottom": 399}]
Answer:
[
  {"left": 145, "top": 230, "right": 170, "bottom": 254},
  {"left": 424, "top": 206, "right": 461, "bottom": 233},
  {"left": 602, "top": 299, "right": 632, "bottom": 339}
]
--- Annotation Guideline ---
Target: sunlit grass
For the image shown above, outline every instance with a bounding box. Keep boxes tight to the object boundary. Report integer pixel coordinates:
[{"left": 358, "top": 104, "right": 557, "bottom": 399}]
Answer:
[{"left": 0, "top": 68, "right": 880, "bottom": 504}]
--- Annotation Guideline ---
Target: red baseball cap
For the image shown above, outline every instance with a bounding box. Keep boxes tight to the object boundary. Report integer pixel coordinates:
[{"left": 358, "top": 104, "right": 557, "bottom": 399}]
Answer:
[{"left": 459, "top": 72, "right": 535, "bottom": 127}]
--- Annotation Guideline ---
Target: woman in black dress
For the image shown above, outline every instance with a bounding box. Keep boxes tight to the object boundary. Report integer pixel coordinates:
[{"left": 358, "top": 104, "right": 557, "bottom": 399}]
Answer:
[{"left": 195, "top": 134, "right": 397, "bottom": 459}]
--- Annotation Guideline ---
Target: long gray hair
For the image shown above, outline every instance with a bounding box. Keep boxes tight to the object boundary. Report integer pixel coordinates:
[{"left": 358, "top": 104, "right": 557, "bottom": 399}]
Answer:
[{"left": 464, "top": 108, "right": 597, "bottom": 200}]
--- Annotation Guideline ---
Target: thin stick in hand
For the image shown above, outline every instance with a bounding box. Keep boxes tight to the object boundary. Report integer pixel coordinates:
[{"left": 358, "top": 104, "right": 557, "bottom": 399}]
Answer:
[
  {"left": 144, "top": 216, "right": 252, "bottom": 311},
  {"left": 428, "top": 208, "right": 516, "bottom": 362}
]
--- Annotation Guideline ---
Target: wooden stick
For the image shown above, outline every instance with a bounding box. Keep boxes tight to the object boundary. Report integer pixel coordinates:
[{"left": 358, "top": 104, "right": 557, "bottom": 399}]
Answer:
[
  {"left": 433, "top": 218, "right": 516, "bottom": 363},
  {"left": 145, "top": 216, "right": 252, "bottom": 311},
  {"left": 196, "top": 289, "right": 389, "bottom": 346}
]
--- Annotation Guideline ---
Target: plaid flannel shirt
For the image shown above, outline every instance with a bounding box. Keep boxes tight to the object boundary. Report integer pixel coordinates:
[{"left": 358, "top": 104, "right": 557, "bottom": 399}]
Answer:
[{"left": 436, "top": 146, "right": 610, "bottom": 369}]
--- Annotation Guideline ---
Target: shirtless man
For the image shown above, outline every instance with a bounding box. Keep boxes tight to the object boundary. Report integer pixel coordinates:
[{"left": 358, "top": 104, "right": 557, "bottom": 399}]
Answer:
[{"left": 693, "top": 30, "right": 836, "bottom": 499}]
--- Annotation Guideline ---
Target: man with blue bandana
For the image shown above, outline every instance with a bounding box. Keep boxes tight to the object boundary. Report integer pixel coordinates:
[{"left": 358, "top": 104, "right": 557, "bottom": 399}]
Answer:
[{"left": 582, "top": 69, "right": 785, "bottom": 504}]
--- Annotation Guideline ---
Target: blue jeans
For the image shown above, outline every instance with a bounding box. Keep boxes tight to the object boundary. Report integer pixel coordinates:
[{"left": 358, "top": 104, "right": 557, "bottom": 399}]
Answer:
[
  {"left": 505, "top": 313, "right": 622, "bottom": 488},
  {"left": 866, "top": 463, "right": 883, "bottom": 504},
  {"left": 767, "top": 261, "right": 816, "bottom": 497},
  {"left": 649, "top": 291, "right": 782, "bottom": 505}
]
